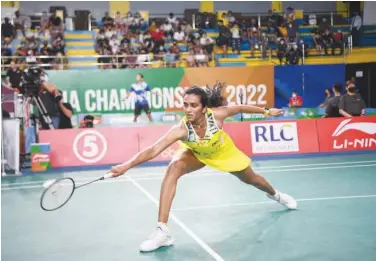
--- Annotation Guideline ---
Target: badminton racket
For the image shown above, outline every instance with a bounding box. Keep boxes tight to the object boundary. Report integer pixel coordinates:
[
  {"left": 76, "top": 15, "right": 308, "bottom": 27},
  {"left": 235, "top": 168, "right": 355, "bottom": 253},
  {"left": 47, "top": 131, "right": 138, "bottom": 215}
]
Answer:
[{"left": 40, "top": 173, "right": 112, "bottom": 211}]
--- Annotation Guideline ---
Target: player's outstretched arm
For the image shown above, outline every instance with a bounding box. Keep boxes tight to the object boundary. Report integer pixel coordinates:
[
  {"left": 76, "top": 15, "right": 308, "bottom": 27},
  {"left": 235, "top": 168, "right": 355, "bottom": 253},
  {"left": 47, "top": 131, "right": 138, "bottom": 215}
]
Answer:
[
  {"left": 213, "top": 105, "right": 283, "bottom": 121},
  {"left": 108, "top": 124, "right": 185, "bottom": 178}
]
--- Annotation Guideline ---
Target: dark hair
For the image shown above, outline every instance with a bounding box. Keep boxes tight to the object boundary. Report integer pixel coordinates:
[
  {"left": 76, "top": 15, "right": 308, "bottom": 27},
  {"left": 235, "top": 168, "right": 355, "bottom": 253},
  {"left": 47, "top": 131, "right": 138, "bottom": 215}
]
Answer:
[
  {"left": 84, "top": 115, "right": 94, "bottom": 121},
  {"left": 137, "top": 73, "right": 144, "bottom": 79},
  {"left": 333, "top": 83, "right": 342, "bottom": 93},
  {"left": 184, "top": 82, "right": 226, "bottom": 108}
]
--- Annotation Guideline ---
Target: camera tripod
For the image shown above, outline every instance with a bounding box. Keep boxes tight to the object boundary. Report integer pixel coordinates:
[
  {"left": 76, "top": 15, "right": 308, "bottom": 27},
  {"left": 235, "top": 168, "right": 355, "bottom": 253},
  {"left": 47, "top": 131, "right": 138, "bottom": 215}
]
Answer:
[{"left": 26, "top": 94, "right": 55, "bottom": 130}]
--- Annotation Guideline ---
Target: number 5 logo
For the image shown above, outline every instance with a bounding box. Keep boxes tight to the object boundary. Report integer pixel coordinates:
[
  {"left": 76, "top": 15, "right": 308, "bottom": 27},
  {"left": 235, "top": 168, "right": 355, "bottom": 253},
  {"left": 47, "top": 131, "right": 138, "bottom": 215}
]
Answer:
[{"left": 73, "top": 130, "right": 107, "bottom": 163}]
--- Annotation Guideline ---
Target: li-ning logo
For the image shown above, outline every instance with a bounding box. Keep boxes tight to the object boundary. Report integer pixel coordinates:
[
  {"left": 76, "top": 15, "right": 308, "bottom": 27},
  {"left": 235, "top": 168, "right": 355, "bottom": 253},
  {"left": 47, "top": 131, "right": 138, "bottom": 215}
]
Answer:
[
  {"left": 32, "top": 153, "right": 49, "bottom": 163},
  {"left": 332, "top": 119, "right": 376, "bottom": 136},
  {"left": 332, "top": 119, "right": 376, "bottom": 149}
]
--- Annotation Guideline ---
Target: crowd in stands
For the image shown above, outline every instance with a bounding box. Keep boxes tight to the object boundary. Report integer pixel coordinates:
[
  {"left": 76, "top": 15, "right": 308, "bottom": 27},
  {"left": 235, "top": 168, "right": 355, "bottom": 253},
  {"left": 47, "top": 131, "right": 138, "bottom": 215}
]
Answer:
[
  {"left": 1, "top": 10, "right": 67, "bottom": 70},
  {"left": 1, "top": 7, "right": 352, "bottom": 70},
  {"left": 94, "top": 11, "right": 215, "bottom": 69}
]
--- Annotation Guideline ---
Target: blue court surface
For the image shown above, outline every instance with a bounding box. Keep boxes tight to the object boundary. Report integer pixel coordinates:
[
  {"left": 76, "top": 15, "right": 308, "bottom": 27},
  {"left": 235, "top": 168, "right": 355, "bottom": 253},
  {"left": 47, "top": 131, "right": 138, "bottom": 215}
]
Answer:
[{"left": 2, "top": 152, "right": 376, "bottom": 261}]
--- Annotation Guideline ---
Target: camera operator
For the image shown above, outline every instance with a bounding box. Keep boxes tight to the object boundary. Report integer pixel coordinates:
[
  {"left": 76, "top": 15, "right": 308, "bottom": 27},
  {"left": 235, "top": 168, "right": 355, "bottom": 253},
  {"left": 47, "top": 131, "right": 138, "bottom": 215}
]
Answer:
[
  {"left": 338, "top": 83, "right": 366, "bottom": 117},
  {"left": 56, "top": 89, "right": 73, "bottom": 129},
  {"left": 21, "top": 65, "right": 63, "bottom": 130},
  {"left": 324, "top": 83, "right": 342, "bottom": 118},
  {"left": 80, "top": 115, "right": 94, "bottom": 128},
  {"left": 37, "top": 72, "right": 62, "bottom": 129}
]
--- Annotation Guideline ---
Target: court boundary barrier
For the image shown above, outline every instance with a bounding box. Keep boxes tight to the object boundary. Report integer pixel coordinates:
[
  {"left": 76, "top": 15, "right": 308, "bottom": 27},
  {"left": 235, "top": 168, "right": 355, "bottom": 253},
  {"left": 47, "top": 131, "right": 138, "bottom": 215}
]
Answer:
[{"left": 38, "top": 116, "right": 376, "bottom": 169}]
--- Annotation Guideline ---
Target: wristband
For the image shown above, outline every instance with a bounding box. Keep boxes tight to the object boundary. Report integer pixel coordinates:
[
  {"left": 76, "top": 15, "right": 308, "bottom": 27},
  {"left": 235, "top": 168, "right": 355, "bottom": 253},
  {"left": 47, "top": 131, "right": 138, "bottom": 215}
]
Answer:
[{"left": 264, "top": 108, "right": 270, "bottom": 116}]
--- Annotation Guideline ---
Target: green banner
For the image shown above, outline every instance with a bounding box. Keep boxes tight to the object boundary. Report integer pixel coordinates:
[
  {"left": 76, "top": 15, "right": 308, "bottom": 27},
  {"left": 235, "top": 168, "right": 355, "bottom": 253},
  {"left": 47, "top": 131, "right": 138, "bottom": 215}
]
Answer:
[
  {"left": 47, "top": 66, "right": 276, "bottom": 114},
  {"left": 48, "top": 68, "right": 186, "bottom": 114}
]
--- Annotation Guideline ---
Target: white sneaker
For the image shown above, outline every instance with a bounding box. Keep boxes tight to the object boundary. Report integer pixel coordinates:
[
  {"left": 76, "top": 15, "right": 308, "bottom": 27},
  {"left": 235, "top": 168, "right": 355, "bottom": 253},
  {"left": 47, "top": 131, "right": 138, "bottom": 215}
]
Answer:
[
  {"left": 267, "top": 190, "right": 297, "bottom": 209},
  {"left": 140, "top": 222, "right": 174, "bottom": 252}
]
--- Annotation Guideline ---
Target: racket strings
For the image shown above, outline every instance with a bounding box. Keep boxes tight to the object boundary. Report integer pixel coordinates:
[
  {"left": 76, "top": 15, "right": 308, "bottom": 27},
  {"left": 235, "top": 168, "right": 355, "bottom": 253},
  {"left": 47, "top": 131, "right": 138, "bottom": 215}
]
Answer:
[{"left": 41, "top": 178, "right": 75, "bottom": 211}]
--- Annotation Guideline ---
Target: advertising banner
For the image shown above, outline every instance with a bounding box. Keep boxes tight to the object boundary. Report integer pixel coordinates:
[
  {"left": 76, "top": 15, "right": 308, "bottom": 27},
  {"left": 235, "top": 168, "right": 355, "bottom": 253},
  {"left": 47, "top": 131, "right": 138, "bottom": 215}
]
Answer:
[
  {"left": 316, "top": 116, "right": 376, "bottom": 152},
  {"left": 47, "top": 66, "right": 275, "bottom": 115},
  {"left": 38, "top": 126, "right": 179, "bottom": 168},
  {"left": 249, "top": 119, "right": 319, "bottom": 155}
]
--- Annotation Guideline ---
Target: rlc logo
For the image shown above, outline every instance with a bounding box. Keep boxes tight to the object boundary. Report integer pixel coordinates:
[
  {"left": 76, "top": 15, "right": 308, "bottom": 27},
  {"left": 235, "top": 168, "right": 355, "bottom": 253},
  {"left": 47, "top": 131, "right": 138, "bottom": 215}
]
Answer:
[{"left": 254, "top": 124, "right": 294, "bottom": 142}]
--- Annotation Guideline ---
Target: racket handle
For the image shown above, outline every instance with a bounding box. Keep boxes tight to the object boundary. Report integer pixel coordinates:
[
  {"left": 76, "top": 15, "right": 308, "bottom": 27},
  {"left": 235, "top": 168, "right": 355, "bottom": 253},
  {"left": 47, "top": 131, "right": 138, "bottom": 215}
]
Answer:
[{"left": 103, "top": 173, "right": 114, "bottom": 179}]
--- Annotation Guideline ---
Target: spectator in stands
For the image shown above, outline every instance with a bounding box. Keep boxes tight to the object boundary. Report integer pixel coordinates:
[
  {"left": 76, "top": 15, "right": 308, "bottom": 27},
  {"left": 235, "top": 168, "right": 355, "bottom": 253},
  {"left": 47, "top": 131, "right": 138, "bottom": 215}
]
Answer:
[
  {"left": 319, "top": 88, "right": 333, "bottom": 108},
  {"left": 4, "top": 61, "right": 22, "bottom": 92},
  {"left": 249, "top": 26, "right": 261, "bottom": 57},
  {"left": 322, "top": 29, "right": 334, "bottom": 55},
  {"left": 308, "top": 13, "right": 317, "bottom": 26},
  {"left": 114, "top": 11, "right": 123, "bottom": 31},
  {"left": 151, "top": 28, "right": 165, "bottom": 49},
  {"left": 332, "top": 29, "right": 344, "bottom": 55},
  {"left": 350, "top": 12, "right": 362, "bottom": 47},
  {"left": 195, "top": 47, "right": 209, "bottom": 67},
  {"left": 227, "top": 11, "right": 236, "bottom": 25},
  {"left": 186, "top": 49, "right": 196, "bottom": 67},
  {"left": 221, "top": 13, "right": 229, "bottom": 27},
  {"left": 277, "top": 38, "right": 287, "bottom": 65},
  {"left": 13, "top": 10, "right": 25, "bottom": 35},
  {"left": 313, "top": 30, "right": 323, "bottom": 55},
  {"left": 109, "top": 34, "right": 120, "bottom": 54},
  {"left": 324, "top": 83, "right": 342, "bottom": 117},
  {"left": 167, "top": 12, "right": 178, "bottom": 28},
  {"left": 2, "top": 18, "right": 14, "bottom": 42},
  {"left": 338, "top": 83, "right": 366, "bottom": 117},
  {"left": 39, "top": 41, "right": 52, "bottom": 70},
  {"left": 39, "top": 11, "right": 50, "bottom": 34},
  {"left": 102, "top": 12, "right": 114, "bottom": 29},
  {"left": 173, "top": 27, "right": 186, "bottom": 44},
  {"left": 139, "top": 19, "right": 149, "bottom": 33},
  {"left": 318, "top": 17, "right": 330, "bottom": 34},
  {"left": 217, "top": 20, "right": 231, "bottom": 58},
  {"left": 161, "top": 20, "right": 173, "bottom": 40},
  {"left": 49, "top": 13, "right": 63, "bottom": 40},
  {"left": 286, "top": 43, "right": 300, "bottom": 65},
  {"left": 51, "top": 33, "right": 65, "bottom": 55},
  {"left": 1, "top": 41, "right": 12, "bottom": 68},
  {"left": 202, "top": 38, "right": 214, "bottom": 62},
  {"left": 231, "top": 23, "right": 241, "bottom": 54},
  {"left": 288, "top": 90, "right": 303, "bottom": 108}
]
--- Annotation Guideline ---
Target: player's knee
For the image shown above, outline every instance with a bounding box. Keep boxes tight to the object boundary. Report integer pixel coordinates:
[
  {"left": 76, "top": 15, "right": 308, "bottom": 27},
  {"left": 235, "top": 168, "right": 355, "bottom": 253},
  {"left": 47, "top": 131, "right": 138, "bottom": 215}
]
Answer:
[{"left": 167, "top": 160, "right": 187, "bottom": 178}]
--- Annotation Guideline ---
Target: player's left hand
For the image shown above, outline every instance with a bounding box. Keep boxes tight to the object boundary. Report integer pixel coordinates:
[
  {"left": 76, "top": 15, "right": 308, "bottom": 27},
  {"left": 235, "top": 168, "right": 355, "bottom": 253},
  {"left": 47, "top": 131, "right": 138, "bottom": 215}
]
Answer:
[{"left": 268, "top": 108, "right": 284, "bottom": 116}]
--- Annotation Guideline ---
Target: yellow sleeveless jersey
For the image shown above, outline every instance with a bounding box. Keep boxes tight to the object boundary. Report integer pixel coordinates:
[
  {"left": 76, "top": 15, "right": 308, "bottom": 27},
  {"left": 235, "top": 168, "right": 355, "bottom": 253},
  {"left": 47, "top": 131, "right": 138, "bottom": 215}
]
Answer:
[{"left": 178, "top": 109, "right": 251, "bottom": 172}]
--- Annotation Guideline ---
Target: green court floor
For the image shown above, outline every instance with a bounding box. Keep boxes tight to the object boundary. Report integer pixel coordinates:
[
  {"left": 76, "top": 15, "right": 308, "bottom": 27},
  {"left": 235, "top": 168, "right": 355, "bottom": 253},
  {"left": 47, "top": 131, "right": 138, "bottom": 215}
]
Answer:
[{"left": 2, "top": 153, "right": 376, "bottom": 261}]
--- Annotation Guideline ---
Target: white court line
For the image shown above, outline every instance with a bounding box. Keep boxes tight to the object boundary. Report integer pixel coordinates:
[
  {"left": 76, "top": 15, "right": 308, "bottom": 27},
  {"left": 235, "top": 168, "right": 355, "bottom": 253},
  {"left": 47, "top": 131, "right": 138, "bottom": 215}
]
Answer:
[
  {"left": 2, "top": 160, "right": 376, "bottom": 187},
  {"left": 171, "top": 194, "right": 376, "bottom": 211},
  {"left": 126, "top": 176, "right": 226, "bottom": 261},
  {"left": 2, "top": 160, "right": 375, "bottom": 187},
  {"left": 2, "top": 163, "right": 376, "bottom": 191}
]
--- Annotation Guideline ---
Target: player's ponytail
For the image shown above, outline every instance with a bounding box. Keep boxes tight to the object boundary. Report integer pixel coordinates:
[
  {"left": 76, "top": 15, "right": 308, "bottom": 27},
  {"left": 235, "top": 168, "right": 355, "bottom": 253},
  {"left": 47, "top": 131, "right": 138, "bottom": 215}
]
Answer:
[
  {"left": 184, "top": 81, "right": 227, "bottom": 108},
  {"left": 205, "top": 81, "right": 227, "bottom": 108}
]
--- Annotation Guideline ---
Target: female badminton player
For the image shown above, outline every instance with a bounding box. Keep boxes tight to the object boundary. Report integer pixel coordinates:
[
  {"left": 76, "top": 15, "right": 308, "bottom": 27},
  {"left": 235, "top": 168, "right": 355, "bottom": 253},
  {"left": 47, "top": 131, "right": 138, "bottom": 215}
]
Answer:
[{"left": 108, "top": 83, "right": 297, "bottom": 252}]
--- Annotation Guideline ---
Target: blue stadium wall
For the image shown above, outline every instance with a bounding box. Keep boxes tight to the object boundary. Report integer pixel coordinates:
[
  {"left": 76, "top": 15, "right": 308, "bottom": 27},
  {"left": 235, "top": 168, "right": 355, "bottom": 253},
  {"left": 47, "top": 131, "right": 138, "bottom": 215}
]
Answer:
[{"left": 274, "top": 64, "right": 345, "bottom": 108}]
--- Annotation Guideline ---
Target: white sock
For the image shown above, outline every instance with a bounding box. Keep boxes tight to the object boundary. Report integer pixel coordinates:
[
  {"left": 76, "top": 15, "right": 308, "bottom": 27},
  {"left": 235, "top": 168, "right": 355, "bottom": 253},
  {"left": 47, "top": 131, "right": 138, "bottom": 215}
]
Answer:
[{"left": 157, "top": 222, "right": 170, "bottom": 234}]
